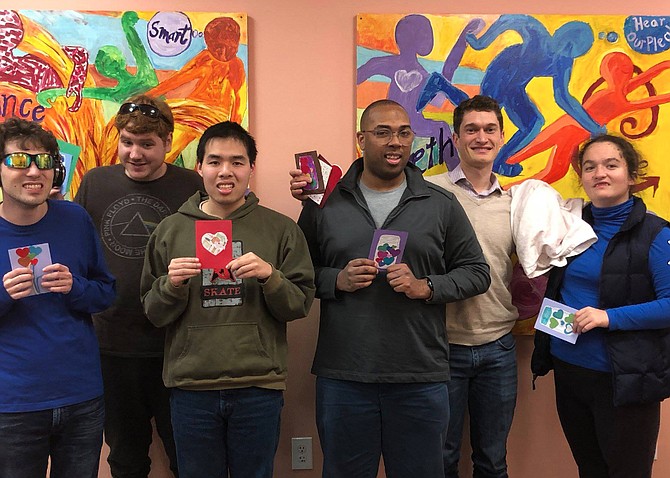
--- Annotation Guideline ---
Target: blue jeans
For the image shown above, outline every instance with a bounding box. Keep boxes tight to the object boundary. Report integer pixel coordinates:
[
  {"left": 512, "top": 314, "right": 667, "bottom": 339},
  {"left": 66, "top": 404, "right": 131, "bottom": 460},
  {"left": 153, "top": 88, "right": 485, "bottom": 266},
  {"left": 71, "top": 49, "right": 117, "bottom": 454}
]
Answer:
[
  {"left": 316, "top": 377, "right": 449, "bottom": 478},
  {"left": 444, "top": 333, "right": 517, "bottom": 478},
  {"left": 170, "top": 387, "right": 283, "bottom": 478},
  {"left": 0, "top": 395, "right": 104, "bottom": 478}
]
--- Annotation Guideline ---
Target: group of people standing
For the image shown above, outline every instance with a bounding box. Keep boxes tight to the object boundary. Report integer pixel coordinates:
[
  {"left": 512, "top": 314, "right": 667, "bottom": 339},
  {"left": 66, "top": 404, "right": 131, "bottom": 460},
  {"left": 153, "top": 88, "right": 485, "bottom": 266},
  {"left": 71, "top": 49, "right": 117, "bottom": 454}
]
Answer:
[{"left": 0, "top": 92, "right": 668, "bottom": 478}]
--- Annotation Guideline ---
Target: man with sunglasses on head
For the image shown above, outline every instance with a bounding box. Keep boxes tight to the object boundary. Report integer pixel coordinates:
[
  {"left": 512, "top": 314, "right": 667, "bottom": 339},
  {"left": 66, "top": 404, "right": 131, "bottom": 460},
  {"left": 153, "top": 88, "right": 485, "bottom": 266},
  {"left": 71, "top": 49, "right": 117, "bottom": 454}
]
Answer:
[
  {"left": 75, "top": 94, "right": 203, "bottom": 478},
  {"left": 295, "top": 99, "right": 490, "bottom": 477},
  {"left": 0, "top": 117, "right": 116, "bottom": 478}
]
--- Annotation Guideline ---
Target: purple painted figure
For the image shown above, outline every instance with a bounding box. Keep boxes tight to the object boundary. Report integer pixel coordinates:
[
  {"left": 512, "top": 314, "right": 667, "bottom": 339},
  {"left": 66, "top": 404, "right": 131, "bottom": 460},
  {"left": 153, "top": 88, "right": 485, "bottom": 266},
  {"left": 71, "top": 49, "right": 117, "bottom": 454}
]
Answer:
[{"left": 357, "top": 14, "right": 484, "bottom": 170}]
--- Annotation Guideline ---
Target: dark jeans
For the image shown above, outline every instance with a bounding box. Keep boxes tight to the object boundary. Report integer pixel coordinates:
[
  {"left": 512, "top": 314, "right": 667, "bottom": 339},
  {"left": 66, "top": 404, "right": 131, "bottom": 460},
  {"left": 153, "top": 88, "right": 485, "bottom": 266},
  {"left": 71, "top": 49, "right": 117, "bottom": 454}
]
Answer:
[
  {"left": 444, "top": 333, "right": 517, "bottom": 478},
  {"left": 170, "top": 387, "right": 283, "bottom": 478},
  {"left": 101, "top": 355, "right": 178, "bottom": 478},
  {"left": 316, "top": 377, "right": 449, "bottom": 478},
  {"left": 553, "top": 358, "right": 660, "bottom": 478},
  {"left": 0, "top": 395, "right": 104, "bottom": 478}
]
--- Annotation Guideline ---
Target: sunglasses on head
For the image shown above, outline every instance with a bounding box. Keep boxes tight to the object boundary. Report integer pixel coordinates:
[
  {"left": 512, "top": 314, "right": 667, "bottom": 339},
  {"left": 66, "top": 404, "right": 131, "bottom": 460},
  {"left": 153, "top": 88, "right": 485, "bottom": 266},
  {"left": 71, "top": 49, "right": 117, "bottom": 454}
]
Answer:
[
  {"left": 3, "top": 152, "right": 57, "bottom": 170},
  {"left": 118, "top": 102, "right": 172, "bottom": 126}
]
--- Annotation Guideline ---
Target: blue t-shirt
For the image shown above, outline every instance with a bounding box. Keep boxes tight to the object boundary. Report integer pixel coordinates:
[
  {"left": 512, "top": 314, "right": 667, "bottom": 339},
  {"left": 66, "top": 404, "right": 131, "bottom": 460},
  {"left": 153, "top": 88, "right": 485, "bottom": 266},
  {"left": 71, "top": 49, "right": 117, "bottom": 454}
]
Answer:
[
  {"left": 0, "top": 200, "right": 116, "bottom": 412},
  {"left": 551, "top": 199, "right": 670, "bottom": 372}
]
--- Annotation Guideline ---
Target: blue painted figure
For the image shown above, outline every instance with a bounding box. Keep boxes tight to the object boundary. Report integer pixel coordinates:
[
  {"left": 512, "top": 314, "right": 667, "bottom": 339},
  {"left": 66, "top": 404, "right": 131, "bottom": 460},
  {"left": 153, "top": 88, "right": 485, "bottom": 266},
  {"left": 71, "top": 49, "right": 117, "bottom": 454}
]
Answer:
[
  {"left": 419, "top": 15, "right": 605, "bottom": 176},
  {"left": 470, "top": 15, "right": 605, "bottom": 175}
]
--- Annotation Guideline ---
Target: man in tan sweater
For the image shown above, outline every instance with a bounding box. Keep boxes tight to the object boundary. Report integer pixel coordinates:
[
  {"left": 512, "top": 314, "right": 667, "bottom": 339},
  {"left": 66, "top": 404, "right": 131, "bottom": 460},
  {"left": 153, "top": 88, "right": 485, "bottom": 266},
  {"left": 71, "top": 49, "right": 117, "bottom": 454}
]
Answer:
[{"left": 426, "top": 95, "right": 518, "bottom": 478}]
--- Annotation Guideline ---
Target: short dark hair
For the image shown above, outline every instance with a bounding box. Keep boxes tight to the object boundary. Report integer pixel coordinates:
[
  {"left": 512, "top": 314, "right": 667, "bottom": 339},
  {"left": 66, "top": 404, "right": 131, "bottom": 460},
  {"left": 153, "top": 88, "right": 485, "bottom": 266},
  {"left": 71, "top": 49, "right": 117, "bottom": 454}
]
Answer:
[
  {"left": 196, "top": 121, "right": 257, "bottom": 166},
  {"left": 115, "top": 94, "right": 174, "bottom": 140},
  {"left": 359, "top": 99, "right": 407, "bottom": 131},
  {"left": 453, "top": 95, "right": 503, "bottom": 135},
  {"left": 0, "top": 117, "right": 59, "bottom": 156},
  {"left": 578, "top": 134, "right": 647, "bottom": 181}
]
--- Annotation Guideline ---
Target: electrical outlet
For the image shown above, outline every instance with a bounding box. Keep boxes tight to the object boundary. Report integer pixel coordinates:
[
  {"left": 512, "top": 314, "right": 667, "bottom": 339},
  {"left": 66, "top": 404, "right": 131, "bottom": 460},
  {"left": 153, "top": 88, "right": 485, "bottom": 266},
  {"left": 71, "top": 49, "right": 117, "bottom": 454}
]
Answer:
[{"left": 291, "top": 437, "right": 313, "bottom": 470}]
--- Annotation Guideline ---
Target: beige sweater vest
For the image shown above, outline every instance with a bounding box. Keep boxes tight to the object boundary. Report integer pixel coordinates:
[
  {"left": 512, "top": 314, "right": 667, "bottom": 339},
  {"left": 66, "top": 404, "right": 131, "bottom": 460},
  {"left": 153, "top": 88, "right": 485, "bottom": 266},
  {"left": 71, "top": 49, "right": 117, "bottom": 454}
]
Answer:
[{"left": 427, "top": 174, "right": 518, "bottom": 346}]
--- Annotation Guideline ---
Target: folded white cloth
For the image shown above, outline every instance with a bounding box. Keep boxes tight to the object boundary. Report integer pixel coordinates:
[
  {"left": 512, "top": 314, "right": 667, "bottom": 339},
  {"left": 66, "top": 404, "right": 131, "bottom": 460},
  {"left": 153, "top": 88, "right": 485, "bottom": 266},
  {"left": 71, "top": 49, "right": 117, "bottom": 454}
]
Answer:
[{"left": 509, "top": 179, "right": 596, "bottom": 278}]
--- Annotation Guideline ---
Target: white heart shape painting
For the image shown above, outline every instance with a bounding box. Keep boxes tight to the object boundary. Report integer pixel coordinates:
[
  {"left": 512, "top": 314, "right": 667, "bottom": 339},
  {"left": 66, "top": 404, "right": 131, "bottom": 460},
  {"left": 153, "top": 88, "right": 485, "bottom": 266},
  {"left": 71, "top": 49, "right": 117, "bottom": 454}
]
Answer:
[{"left": 201, "top": 232, "right": 228, "bottom": 255}]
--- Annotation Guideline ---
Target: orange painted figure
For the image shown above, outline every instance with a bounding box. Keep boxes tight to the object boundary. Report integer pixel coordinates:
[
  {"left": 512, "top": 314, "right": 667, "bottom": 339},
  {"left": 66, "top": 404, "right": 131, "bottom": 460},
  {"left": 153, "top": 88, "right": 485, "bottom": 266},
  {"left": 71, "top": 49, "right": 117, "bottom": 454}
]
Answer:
[
  {"left": 507, "top": 52, "right": 670, "bottom": 189},
  {"left": 145, "top": 16, "right": 247, "bottom": 163}
]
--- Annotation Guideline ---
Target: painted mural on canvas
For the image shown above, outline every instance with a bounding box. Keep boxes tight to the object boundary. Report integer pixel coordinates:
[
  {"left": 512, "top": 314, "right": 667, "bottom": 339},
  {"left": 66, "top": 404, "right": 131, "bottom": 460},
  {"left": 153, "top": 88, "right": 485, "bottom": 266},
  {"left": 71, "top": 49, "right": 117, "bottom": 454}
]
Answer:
[
  {"left": 0, "top": 10, "right": 248, "bottom": 196},
  {"left": 357, "top": 13, "right": 670, "bottom": 219}
]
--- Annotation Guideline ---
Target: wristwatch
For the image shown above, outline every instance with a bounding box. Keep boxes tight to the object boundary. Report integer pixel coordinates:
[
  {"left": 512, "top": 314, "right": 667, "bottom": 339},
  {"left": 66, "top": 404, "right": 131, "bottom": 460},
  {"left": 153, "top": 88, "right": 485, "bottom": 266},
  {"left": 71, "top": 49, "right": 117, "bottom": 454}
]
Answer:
[{"left": 424, "top": 276, "right": 434, "bottom": 301}]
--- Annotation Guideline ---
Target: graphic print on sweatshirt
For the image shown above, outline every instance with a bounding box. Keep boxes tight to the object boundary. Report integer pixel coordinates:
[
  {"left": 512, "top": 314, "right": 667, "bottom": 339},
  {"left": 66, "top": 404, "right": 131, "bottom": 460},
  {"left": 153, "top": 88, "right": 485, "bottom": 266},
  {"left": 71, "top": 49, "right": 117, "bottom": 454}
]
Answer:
[
  {"left": 200, "top": 241, "right": 244, "bottom": 307},
  {"left": 101, "top": 193, "right": 172, "bottom": 259}
]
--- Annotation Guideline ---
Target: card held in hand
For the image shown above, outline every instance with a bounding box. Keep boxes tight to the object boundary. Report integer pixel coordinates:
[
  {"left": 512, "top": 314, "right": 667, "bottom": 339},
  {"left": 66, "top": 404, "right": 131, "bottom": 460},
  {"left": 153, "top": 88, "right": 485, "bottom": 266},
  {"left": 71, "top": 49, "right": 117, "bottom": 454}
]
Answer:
[
  {"left": 368, "top": 229, "right": 408, "bottom": 270},
  {"left": 295, "top": 150, "right": 326, "bottom": 194},
  {"left": 534, "top": 298, "right": 578, "bottom": 344},
  {"left": 8, "top": 242, "right": 53, "bottom": 296},
  {"left": 195, "top": 220, "right": 233, "bottom": 270}
]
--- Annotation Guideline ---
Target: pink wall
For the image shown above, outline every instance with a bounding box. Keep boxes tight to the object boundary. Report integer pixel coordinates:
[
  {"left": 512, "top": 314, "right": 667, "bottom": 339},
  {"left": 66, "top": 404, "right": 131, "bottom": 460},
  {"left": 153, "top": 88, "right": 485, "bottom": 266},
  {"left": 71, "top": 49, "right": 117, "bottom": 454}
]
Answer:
[{"left": 14, "top": 0, "right": 670, "bottom": 476}]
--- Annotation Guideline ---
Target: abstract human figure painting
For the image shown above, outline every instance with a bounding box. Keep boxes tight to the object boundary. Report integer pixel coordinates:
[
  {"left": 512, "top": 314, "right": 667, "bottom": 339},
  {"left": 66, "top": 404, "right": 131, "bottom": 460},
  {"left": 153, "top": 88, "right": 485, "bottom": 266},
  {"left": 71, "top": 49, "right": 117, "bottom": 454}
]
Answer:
[
  {"left": 0, "top": 10, "right": 249, "bottom": 197},
  {"left": 36, "top": 11, "right": 159, "bottom": 110},
  {"left": 0, "top": 10, "right": 89, "bottom": 111},
  {"left": 506, "top": 52, "right": 670, "bottom": 193},
  {"left": 357, "top": 14, "right": 483, "bottom": 171},
  {"left": 357, "top": 13, "right": 670, "bottom": 220}
]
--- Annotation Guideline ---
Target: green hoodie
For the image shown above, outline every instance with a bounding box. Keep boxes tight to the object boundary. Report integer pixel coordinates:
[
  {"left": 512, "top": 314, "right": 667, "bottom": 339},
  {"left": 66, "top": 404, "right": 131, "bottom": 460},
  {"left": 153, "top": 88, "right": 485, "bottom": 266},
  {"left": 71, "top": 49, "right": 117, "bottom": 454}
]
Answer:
[{"left": 141, "top": 191, "right": 315, "bottom": 391}]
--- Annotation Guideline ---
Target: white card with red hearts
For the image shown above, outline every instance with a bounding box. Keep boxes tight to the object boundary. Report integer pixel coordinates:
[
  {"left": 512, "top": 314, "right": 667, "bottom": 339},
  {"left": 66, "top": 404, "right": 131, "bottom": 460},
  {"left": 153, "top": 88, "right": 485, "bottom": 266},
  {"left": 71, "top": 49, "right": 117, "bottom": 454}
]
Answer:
[
  {"left": 195, "top": 220, "right": 232, "bottom": 269},
  {"left": 7, "top": 242, "right": 53, "bottom": 295}
]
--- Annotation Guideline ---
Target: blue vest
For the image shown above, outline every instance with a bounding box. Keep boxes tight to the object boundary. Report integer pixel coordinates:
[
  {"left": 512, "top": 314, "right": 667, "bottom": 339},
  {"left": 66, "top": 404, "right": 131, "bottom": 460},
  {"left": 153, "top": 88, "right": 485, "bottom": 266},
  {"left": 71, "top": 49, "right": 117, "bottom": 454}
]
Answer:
[{"left": 532, "top": 197, "right": 670, "bottom": 405}]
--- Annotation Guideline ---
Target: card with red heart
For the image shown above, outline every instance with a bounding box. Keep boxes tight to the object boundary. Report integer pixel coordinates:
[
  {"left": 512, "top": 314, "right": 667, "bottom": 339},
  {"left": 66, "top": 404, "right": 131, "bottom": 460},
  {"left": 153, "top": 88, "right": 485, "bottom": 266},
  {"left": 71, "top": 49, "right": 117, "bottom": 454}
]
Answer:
[
  {"left": 7, "top": 242, "right": 53, "bottom": 295},
  {"left": 195, "top": 220, "right": 233, "bottom": 270}
]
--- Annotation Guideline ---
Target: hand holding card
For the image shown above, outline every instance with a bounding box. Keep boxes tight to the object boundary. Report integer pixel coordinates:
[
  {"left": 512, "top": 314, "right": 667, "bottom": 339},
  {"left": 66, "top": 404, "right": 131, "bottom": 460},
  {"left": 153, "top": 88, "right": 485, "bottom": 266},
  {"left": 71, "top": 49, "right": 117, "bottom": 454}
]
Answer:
[
  {"left": 534, "top": 298, "right": 578, "bottom": 344},
  {"left": 368, "top": 229, "right": 408, "bottom": 270},
  {"left": 295, "top": 151, "right": 326, "bottom": 194},
  {"left": 292, "top": 151, "right": 342, "bottom": 208},
  {"left": 195, "top": 220, "right": 233, "bottom": 270},
  {"left": 7, "top": 243, "right": 53, "bottom": 296}
]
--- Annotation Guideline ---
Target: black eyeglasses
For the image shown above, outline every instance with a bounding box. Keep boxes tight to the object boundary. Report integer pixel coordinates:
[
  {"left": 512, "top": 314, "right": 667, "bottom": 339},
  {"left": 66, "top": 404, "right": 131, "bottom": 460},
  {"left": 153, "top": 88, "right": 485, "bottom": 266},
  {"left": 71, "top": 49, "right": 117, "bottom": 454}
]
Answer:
[
  {"left": 3, "top": 152, "right": 57, "bottom": 170},
  {"left": 118, "top": 102, "right": 173, "bottom": 126},
  {"left": 360, "top": 128, "right": 415, "bottom": 145}
]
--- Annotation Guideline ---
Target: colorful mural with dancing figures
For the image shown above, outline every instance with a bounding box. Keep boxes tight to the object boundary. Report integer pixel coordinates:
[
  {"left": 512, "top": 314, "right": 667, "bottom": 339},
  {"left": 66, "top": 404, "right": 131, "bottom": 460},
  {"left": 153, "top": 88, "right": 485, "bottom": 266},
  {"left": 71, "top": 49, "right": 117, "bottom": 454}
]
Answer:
[
  {"left": 0, "top": 10, "right": 248, "bottom": 196},
  {"left": 357, "top": 13, "right": 670, "bottom": 219}
]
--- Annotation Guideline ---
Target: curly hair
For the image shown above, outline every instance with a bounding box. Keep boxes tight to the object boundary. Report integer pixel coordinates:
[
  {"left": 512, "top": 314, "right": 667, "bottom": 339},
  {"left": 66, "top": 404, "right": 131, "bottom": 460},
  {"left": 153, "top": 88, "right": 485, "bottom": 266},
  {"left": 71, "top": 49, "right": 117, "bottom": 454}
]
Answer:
[{"left": 0, "top": 117, "right": 59, "bottom": 156}]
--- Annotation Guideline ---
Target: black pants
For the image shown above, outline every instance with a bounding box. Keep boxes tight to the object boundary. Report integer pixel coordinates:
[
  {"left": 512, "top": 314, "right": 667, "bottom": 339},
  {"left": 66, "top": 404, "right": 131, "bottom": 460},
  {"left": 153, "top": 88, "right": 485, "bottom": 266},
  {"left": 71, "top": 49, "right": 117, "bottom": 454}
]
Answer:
[
  {"left": 553, "top": 358, "right": 659, "bottom": 478},
  {"left": 101, "top": 355, "right": 178, "bottom": 478}
]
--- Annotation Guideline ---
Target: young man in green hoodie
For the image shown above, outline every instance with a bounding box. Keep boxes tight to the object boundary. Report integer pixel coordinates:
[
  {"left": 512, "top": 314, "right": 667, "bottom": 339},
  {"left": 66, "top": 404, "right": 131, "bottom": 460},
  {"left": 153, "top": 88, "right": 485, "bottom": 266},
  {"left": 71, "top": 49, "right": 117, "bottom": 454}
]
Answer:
[{"left": 141, "top": 121, "right": 315, "bottom": 478}]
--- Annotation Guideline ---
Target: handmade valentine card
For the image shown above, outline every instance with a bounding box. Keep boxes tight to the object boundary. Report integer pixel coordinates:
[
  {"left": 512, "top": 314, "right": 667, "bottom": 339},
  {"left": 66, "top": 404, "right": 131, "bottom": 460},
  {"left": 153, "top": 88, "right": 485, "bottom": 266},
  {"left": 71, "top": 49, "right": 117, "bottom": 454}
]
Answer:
[
  {"left": 295, "top": 150, "right": 326, "bottom": 194},
  {"left": 313, "top": 155, "right": 342, "bottom": 208},
  {"left": 195, "top": 220, "right": 233, "bottom": 270},
  {"left": 368, "top": 229, "right": 408, "bottom": 270},
  {"left": 298, "top": 153, "right": 342, "bottom": 208},
  {"left": 8, "top": 243, "right": 53, "bottom": 295},
  {"left": 534, "top": 298, "right": 578, "bottom": 344}
]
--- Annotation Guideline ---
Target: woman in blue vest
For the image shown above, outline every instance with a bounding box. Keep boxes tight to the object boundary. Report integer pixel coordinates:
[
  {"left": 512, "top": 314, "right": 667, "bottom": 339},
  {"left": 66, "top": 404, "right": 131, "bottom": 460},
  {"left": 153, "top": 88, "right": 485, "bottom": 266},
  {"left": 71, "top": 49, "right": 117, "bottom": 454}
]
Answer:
[{"left": 532, "top": 134, "right": 670, "bottom": 478}]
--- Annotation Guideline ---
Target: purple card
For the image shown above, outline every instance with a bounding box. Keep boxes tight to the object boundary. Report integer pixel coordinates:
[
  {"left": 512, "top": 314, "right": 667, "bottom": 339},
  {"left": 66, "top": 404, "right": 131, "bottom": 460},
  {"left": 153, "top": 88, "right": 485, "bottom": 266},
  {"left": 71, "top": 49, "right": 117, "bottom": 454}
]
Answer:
[
  {"left": 295, "top": 150, "right": 326, "bottom": 194},
  {"left": 368, "top": 229, "right": 408, "bottom": 270}
]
